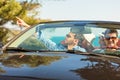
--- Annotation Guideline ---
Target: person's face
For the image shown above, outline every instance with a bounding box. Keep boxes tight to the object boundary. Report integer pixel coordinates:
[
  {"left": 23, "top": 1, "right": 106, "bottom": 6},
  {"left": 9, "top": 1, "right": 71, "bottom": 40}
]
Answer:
[
  {"left": 63, "top": 32, "right": 76, "bottom": 46},
  {"left": 104, "top": 33, "right": 118, "bottom": 48}
]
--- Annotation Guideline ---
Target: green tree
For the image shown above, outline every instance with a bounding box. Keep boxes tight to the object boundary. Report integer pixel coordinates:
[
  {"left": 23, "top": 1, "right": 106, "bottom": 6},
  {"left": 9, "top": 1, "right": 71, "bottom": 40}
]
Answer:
[
  {"left": 0, "top": 0, "right": 49, "bottom": 45},
  {"left": 0, "top": 0, "right": 43, "bottom": 25}
]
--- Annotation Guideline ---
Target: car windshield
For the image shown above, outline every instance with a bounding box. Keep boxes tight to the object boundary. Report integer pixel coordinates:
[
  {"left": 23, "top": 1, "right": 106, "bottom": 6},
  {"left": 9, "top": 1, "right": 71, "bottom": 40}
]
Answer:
[{"left": 6, "top": 21, "right": 120, "bottom": 54}]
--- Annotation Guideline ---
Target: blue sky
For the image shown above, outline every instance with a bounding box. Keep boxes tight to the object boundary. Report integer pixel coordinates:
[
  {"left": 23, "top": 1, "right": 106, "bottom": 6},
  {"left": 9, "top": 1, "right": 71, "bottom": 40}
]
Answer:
[
  {"left": 5, "top": 0, "right": 120, "bottom": 30},
  {"left": 37, "top": 0, "right": 120, "bottom": 21},
  {"left": 16, "top": 0, "right": 120, "bottom": 21}
]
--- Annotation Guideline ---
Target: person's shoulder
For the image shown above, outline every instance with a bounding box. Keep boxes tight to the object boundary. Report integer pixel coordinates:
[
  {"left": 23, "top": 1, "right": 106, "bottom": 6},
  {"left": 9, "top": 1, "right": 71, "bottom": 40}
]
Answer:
[
  {"left": 73, "top": 46, "right": 86, "bottom": 52},
  {"left": 92, "top": 48, "right": 104, "bottom": 53}
]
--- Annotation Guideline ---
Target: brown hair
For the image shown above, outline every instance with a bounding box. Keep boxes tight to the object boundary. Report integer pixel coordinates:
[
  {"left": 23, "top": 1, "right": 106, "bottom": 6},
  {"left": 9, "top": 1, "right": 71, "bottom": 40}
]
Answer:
[{"left": 104, "top": 29, "right": 118, "bottom": 37}]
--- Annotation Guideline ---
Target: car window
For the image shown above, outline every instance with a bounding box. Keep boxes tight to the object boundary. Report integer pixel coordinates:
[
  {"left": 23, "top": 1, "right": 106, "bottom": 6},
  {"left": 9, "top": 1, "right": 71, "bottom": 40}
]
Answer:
[
  {"left": 18, "top": 27, "right": 71, "bottom": 51},
  {"left": 6, "top": 22, "right": 120, "bottom": 53},
  {"left": 17, "top": 24, "right": 98, "bottom": 52}
]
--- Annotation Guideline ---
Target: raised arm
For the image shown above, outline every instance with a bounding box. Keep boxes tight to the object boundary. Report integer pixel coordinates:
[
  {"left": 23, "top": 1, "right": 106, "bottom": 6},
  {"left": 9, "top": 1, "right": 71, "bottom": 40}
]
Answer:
[{"left": 16, "top": 17, "right": 30, "bottom": 28}]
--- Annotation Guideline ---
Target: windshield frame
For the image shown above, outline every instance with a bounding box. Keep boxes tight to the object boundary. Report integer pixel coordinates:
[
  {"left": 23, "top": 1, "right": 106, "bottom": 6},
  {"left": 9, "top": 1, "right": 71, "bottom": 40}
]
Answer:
[{"left": 2, "top": 20, "right": 120, "bottom": 53}]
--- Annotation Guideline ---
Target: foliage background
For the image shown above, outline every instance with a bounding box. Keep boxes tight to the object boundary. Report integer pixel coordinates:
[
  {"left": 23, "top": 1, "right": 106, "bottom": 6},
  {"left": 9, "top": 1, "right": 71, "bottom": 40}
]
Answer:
[{"left": 0, "top": 0, "right": 50, "bottom": 45}]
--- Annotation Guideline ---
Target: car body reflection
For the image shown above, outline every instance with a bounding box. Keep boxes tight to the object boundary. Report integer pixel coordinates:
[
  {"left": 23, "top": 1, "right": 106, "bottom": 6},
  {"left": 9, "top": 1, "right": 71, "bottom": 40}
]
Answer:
[
  {"left": 0, "top": 53, "right": 61, "bottom": 68},
  {"left": 71, "top": 56, "right": 120, "bottom": 80}
]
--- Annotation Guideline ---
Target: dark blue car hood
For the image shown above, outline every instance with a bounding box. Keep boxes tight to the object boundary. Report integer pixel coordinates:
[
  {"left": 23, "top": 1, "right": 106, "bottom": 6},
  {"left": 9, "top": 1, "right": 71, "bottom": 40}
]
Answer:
[{"left": 0, "top": 52, "right": 120, "bottom": 80}]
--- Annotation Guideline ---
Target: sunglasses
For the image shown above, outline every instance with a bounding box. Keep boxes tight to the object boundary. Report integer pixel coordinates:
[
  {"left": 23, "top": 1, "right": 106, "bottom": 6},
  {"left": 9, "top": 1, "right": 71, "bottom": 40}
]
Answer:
[
  {"left": 105, "top": 36, "right": 117, "bottom": 40},
  {"left": 66, "top": 34, "right": 72, "bottom": 38}
]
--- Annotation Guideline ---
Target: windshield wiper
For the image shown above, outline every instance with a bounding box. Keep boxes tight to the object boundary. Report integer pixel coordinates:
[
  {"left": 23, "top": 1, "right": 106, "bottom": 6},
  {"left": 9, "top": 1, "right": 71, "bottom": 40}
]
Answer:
[
  {"left": 66, "top": 50, "right": 89, "bottom": 54},
  {"left": 5, "top": 47, "right": 32, "bottom": 52},
  {"left": 4, "top": 47, "right": 67, "bottom": 53}
]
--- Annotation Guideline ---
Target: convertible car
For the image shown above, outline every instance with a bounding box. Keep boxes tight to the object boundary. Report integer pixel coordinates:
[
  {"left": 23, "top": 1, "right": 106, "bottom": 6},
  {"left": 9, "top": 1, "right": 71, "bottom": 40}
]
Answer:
[{"left": 0, "top": 20, "right": 120, "bottom": 80}]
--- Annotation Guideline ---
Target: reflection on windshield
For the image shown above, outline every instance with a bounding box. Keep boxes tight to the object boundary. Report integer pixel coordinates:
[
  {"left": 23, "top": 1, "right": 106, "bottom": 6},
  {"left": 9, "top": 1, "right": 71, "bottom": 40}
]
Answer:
[{"left": 19, "top": 26, "right": 94, "bottom": 52}]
